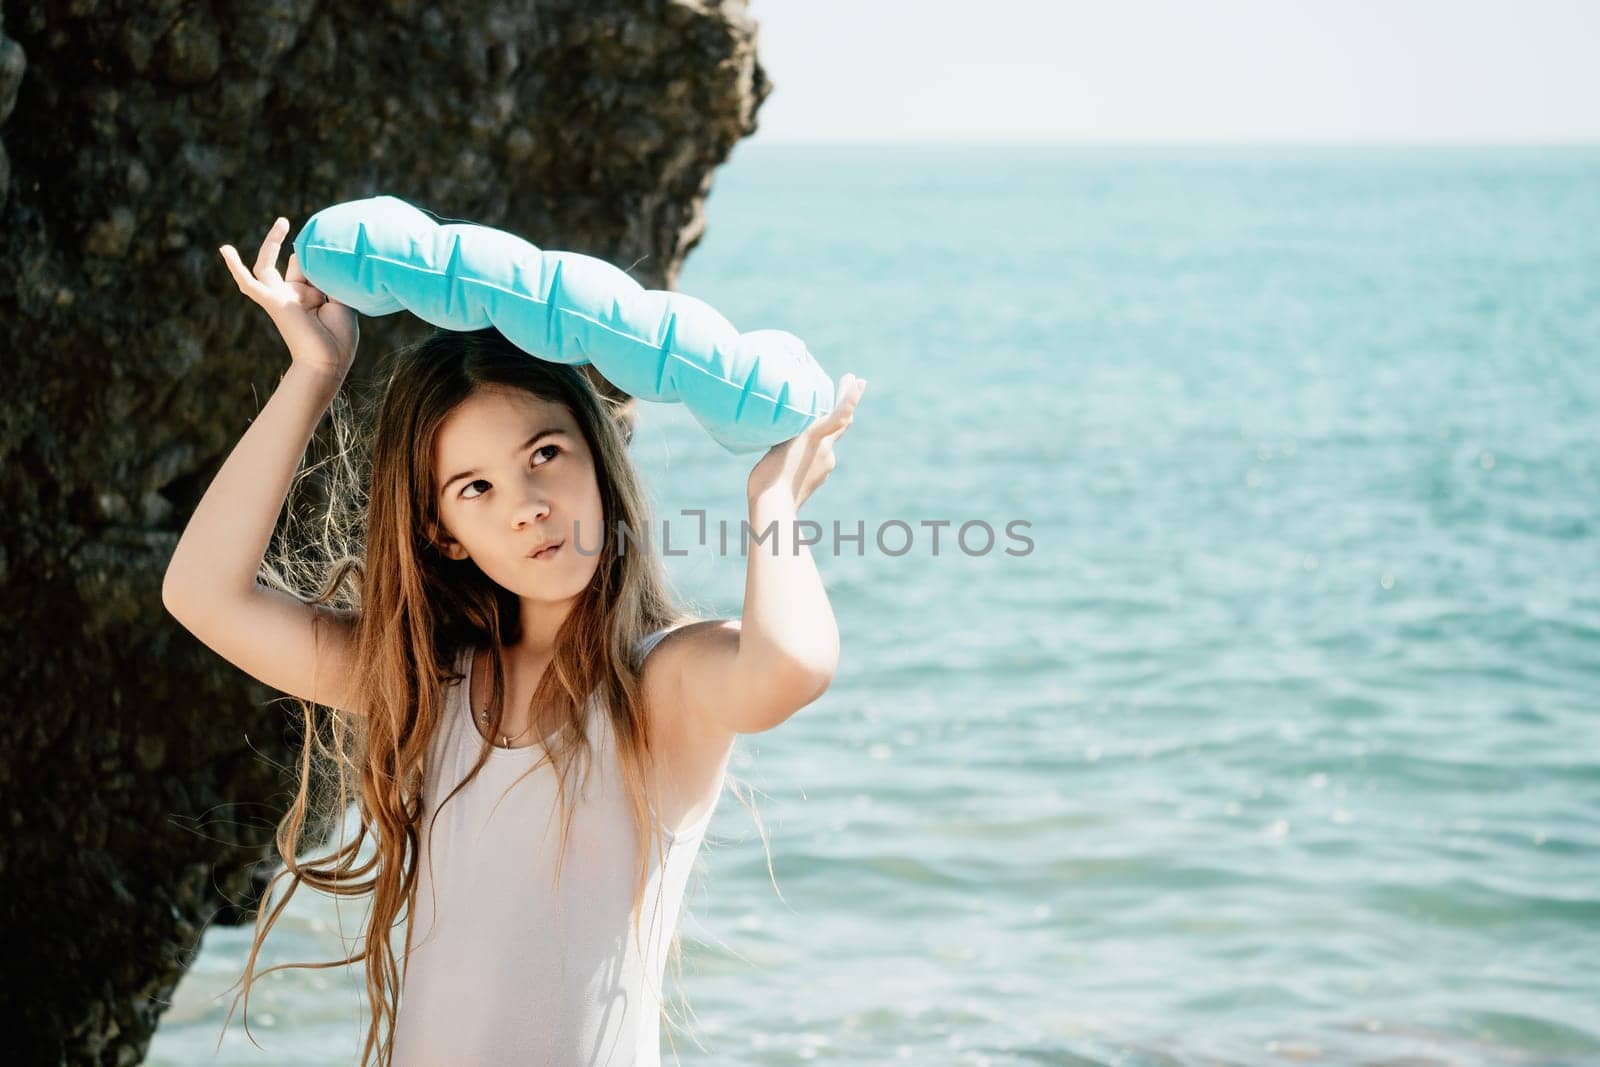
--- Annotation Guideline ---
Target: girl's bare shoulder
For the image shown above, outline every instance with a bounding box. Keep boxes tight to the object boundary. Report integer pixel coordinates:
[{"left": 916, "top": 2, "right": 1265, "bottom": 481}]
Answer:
[{"left": 639, "top": 618, "right": 742, "bottom": 749}]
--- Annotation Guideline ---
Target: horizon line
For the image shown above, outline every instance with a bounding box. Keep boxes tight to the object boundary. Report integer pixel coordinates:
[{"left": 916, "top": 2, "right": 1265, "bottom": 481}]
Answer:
[{"left": 739, "top": 137, "right": 1600, "bottom": 149}]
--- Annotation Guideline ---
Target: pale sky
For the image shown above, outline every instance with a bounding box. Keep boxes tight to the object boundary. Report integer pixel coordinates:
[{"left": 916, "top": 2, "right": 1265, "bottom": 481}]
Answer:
[{"left": 744, "top": 0, "right": 1600, "bottom": 144}]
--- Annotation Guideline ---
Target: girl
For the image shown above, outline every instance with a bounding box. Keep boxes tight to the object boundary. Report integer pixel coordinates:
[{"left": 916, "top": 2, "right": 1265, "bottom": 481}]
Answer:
[{"left": 163, "top": 215, "right": 867, "bottom": 1066}]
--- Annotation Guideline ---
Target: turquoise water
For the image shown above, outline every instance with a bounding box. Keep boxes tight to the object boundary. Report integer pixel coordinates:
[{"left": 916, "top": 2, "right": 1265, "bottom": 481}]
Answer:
[{"left": 150, "top": 145, "right": 1600, "bottom": 1065}]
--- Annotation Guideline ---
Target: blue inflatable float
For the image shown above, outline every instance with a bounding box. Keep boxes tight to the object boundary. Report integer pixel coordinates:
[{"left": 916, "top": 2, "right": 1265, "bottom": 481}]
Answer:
[{"left": 292, "top": 195, "right": 834, "bottom": 454}]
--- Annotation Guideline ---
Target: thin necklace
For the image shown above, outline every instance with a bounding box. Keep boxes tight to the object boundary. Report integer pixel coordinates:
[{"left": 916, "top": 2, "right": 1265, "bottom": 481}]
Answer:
[
  {"left": 473, "top": 658, "right": 536, "bottom": 748},
  {"left": 477, "top": 703, "right": 535, "bottom": 748}
]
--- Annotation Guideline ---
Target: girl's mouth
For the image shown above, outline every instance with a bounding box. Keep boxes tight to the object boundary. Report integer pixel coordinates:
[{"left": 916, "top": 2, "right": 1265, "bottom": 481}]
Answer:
[{"left": 530, "top": 541, "right": 563, "bottom": 561}]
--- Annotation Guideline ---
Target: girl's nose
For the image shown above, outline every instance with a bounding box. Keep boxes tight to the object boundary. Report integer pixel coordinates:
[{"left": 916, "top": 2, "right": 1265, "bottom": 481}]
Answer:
[{"left": 512, "top": 488, "right": 551, "bottom": 526}]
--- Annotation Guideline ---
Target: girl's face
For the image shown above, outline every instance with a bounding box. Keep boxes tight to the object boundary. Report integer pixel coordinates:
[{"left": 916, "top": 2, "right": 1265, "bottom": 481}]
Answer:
[{"left": 431, "top": 387, "right": 604, "bottom": 603}]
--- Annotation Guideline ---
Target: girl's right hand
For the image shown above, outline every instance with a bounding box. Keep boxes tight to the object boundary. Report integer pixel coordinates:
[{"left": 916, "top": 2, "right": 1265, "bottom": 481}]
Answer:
[{"left": 220, "top": 216, "right": 359, "bottom": 383}]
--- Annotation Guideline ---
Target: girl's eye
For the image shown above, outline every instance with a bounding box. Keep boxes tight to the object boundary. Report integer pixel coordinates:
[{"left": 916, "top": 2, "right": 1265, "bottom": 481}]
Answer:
[{"left": 459, "top": 444, "right": 561, "bottom": 500}]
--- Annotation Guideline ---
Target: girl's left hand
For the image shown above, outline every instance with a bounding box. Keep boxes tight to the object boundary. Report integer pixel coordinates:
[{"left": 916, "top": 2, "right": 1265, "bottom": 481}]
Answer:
[{"left": 747, "top": 373, "right": 868, "bottom": 509}]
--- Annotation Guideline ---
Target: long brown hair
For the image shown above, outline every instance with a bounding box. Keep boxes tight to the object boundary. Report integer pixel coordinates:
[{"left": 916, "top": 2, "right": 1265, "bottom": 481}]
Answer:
[{"left": 221, "top": 326, "right": 771, "bottom": 1065}]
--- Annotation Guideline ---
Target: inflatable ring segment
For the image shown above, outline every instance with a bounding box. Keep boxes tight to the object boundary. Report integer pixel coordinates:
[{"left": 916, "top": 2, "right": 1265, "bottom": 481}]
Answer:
[{"left": 293, "top": 194, "right": 835, "bottom": 454}]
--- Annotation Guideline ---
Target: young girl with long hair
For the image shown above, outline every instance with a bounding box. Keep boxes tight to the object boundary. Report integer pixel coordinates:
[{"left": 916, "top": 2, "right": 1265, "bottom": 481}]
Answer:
[{"left": 161, "top": 215, "right": 867, "bottom": 1065}]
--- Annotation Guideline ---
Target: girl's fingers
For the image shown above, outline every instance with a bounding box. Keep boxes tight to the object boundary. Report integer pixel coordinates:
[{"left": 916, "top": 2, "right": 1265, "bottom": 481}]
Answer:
[
  {"left": 222, "top": 221, "right": 305, "bottom": 307},
  {"left": 220, "top": 245, "right": 261, "bottom": 294},
  {"left": 845, "top": 377, "right": 867, "bottom": 412},
  {"left": 252, "top": 217, "right": 288, "bottom": 283},
  {"left": 815, "top": 375, "right": 865, "bottom": 443},
  {"left": 293, "top": 281, "right": 327, "bottom": 309},
  {"left": 835, "top": 374, "right": 866, "bottom": 416},
  {"left": 284, "top": 252, "right": 329, "bottom": 307}
]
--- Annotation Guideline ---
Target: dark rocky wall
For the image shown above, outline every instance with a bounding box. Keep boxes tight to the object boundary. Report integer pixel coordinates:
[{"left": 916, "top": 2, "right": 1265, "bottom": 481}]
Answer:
[{"left": 0, "top": 1, "right": 770, "bottom": 1060}]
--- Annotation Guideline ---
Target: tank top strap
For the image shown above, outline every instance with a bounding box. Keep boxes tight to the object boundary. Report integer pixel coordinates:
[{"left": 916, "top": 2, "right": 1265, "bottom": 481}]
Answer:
[
  {"left": 455, "top": 627, "right": 687, "bottom": 689},
  {"left": 634, "top": 621, "right": 690, "bottom": 669}
]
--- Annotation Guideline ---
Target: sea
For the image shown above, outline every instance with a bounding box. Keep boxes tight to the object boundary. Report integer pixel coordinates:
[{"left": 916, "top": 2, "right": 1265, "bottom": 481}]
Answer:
[{"left": 148, "top": 143, "right": 1600, "bottom": 1066}]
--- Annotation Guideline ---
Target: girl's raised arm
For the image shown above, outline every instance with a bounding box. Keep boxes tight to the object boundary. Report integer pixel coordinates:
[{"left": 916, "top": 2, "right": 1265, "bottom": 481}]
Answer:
[
  {"left": 654, "top": 374, "right": 868, "bottom": 738},
  {"left": 161, "top": 217, "right": 365, "bottom": 714}
]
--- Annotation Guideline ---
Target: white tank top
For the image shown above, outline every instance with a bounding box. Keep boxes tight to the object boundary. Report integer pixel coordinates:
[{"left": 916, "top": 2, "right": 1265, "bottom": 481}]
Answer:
[{"left": 390, "top": 626, "right": 729, "bottom": 1066}]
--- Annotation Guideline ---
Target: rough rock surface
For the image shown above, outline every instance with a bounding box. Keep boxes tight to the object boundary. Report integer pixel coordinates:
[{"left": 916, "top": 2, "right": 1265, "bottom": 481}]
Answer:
[{"left": 0, "top": 1, "right": 769, "bottom": 1060}]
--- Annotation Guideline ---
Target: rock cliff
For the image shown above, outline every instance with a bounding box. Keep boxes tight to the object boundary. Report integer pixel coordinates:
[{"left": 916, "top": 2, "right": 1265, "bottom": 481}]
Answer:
[{"left": 0, "top": 1, "right": 769, "bottom": 1060}]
